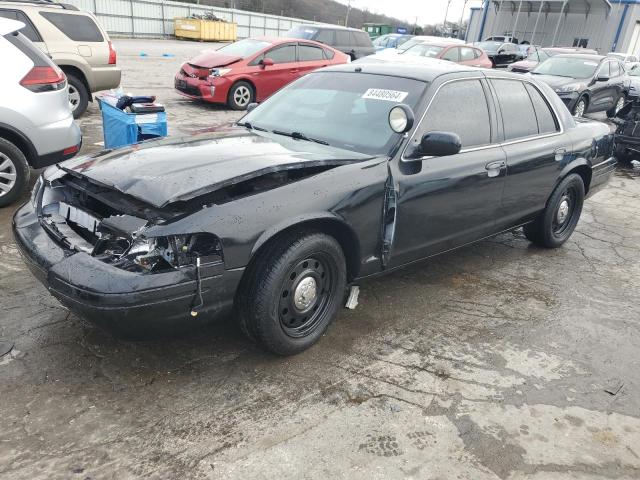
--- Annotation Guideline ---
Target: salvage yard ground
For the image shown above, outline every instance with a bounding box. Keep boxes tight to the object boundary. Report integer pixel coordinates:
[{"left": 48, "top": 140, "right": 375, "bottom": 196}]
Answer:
[{"left": 1, "top": 39, "right": 640, "bottom": 479}]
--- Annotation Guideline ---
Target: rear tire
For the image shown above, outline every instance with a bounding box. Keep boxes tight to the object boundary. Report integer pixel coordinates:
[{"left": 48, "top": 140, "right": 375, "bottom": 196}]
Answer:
[
  {"left": 67, "top": 73, "right": 89, "bottom": 118},
  {"left": 0, "top": 138, "right": 30, "bottom": 208},
  {"left": 236, "top": 231, "right": 347, "bottom": 355},
  {"left": 523, "top": 173, "right": 585, "bottom": 248},
  {"left": 607, "top": 94, "right": 626, "bottom": 118},
  {"left": 227, "top": 81, "right": 254, "bottom": 110}
]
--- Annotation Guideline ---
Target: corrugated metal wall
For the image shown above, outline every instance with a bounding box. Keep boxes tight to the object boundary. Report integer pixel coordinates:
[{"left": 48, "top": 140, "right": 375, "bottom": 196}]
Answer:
[
  {"left": 467, "top": 2, "right": 638, "bottom": 54},
  {"left": 64, "top": 0, "right": 324, "bottom": 39}
]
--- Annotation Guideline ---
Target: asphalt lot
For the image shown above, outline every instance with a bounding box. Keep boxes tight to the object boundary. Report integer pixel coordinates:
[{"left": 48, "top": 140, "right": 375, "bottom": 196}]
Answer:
[{"left": 1, "top": 38, "right": 640, "bottom": 479}]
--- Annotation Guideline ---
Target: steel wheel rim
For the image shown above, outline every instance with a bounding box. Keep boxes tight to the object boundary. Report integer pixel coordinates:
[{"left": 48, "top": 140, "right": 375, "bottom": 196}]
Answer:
[
  {"left": 552, "top": 186, "right": 577, "bottom": 236},
  {"left": 278, "top": 255, "right": 335, "bottom": 338},
  {"left": 0, "top": 153, "right": 17, "bottom": 198},
  {"left": 233, "top": 86, "right": 251, "bottom": 107},
  {"left": 68, "top": 85, "right": 80, "bottom": 111},
  {"left": 574, "top": 100, "right": 585, "bottom": 117}
]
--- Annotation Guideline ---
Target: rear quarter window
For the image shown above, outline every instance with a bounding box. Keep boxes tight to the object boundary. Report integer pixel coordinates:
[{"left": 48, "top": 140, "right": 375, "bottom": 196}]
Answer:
[
  {"left": 524, "top": 84, "right": 559, "bottom": 134},
  {"left": 40, "top": 12, "right": 104, "bottom": 42},
  {"left": 355, "top": 32, "right": 372, "bottom": 47},
  {"left": 0, "top": 9, "right": 41, "bottom": 42}
]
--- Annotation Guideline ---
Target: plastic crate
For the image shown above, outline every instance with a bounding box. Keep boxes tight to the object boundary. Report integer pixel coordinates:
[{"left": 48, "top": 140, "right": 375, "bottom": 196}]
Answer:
[{"left": 99, "top": 99, "right": 168, "bottom": 149}]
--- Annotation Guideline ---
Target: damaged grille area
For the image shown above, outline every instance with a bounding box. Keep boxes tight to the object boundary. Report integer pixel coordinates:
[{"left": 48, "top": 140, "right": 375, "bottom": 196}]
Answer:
[{"left": 38, "top": 175, "right": 222, "bottom": 274}]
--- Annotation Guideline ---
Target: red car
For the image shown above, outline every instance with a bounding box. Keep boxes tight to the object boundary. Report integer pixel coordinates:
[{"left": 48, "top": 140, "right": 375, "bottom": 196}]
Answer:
[
  {"left": 401, "top": 42, "right": 493, "bottom": 69},
  {"left": 175, "top": 37, "right": 349, "bottom": 110}
]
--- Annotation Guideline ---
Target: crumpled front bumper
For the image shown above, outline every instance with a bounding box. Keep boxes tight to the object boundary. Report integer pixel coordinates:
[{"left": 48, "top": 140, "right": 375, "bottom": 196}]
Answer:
[{"left": 12, "top": 201, "right": 243, "bottom": 338}]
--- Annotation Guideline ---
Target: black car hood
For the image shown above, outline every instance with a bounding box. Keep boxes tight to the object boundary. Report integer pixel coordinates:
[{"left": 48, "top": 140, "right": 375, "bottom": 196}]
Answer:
[
  {"left": 59, "top": 130, "right": 373, "bottom": 208},
  {"left": 530, "top": 74, "right": 583, "bottom": 89}
]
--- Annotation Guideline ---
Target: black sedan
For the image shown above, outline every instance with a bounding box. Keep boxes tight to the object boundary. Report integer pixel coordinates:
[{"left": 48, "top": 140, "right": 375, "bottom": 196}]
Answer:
[
  {"left": 530, "top": 54, "right": 629, "bottom": 117},
  {"left": 13, "top": 63, "right": 616, "bottom": 355},
  {"left": 474, "top": 41, "right": 523, "bottom": 67}
]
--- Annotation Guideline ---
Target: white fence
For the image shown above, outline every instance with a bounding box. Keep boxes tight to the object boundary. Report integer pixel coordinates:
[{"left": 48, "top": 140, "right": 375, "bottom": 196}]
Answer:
[{"left": 65, "top": 0, "right": 324, "bottom": 39}]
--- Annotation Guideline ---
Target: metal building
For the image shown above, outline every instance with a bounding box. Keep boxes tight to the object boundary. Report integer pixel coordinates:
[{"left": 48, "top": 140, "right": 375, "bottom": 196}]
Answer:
[{"left": 466, "top": 0, "right": 640, "bottom": 55}]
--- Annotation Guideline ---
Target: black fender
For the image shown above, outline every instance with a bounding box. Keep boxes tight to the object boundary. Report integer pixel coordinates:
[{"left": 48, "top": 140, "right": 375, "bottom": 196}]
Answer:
[{"left": 0, "top": 122, "right": 38, "bottom": 165}]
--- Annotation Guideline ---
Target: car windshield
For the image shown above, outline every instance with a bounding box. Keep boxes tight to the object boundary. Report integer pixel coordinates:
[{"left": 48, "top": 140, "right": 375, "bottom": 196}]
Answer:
[
  {"left": 373, "top": 35, "right": 391, "bottom": 46},
  {"left": 476, "top": 41, "right": 502, "bottom": 50},
  {"left": 285, "top": 26, "right": 318, "bottom": 40},
  {"left": 532, "top": 57, "right": 599, "bottom": 78},
  {"left": 241, "top": 71, "right": 427, "bottom": 156},
  {"left": 218, "top": 38, "right": 271, "bottom": 57},
  {"left": 402, "top": 44, "right": 444, "bottom": 57},
  {"left": 397, "top": 38, "right": 424, "bottom": 52}
]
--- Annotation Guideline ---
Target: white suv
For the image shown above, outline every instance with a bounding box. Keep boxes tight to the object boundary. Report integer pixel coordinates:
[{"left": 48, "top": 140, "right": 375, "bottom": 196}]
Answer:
[
  {"left": 0, "top": 1, "right": 121, "bottom": 117},
  {"left": 0, "top": 17, "right": 81, "bottom": 207}
]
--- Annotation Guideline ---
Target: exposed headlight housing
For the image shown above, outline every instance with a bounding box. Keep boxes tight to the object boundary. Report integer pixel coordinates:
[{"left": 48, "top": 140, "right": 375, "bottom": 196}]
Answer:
[
  {"left": 555, "top": 84, "right": 582, "bottom": 93},
  {"left": 31, "top": 176, "right": 43, "bottom": 208},
  {"left": 210, "top": 68, "right": 232, "bottom": 77}
]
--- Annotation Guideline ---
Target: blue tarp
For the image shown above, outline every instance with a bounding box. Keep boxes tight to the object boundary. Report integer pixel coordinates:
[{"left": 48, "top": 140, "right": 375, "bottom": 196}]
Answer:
[{"left": 99, "top": 99, "right": 168, "bottom": 149}]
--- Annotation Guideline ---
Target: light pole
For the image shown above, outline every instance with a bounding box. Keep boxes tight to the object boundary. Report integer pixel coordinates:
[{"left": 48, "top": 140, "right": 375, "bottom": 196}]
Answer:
[
  {"left": 345, "top": 0, "right": 352, "bottom": 27},
  {"left": 458, "top": 0, "right": 469, "bottom": 39},
  {"left": 443, "top": 0, "right": 453, "bottom": 37}
]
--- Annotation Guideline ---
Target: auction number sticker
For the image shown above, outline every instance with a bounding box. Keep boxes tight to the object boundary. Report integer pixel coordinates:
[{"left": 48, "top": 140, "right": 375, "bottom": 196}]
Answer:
[{"left": 362, "top": 88, "right": 409, "bottom": 102}]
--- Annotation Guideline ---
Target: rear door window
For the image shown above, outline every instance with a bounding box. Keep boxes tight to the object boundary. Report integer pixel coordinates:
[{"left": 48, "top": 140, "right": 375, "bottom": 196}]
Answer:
[
  {"left": 298, "top": 44, "right": 324, "bottom": 61},
  {"left": 460, "top": 47, "right": 475, "bottom": 61},
  {"left": 0, "top": 9, "right": 41, "bottom": 42},
  {"left": 355, "top": 32, "right": 372, "bottom": 47},
  {"left": 442, "top": 47, "right": 459, "bottom": 62},
  {"left": 39, "top": 12, "right": 103, "bottom": 42},
  {"left": 416, "top": 79, "right": 492, "bottom": 149},
  {"left": 610, "top": 61, "right": 621, "bottom": 77},
  {"left": 491, "top": 79, "right": 539, "bottom": 140},
  {"left": 524, "top": 84, "right": 559, "bottom": 134},
  {"left": 336, "top": 30, "right": 350, "bottom": 46}
]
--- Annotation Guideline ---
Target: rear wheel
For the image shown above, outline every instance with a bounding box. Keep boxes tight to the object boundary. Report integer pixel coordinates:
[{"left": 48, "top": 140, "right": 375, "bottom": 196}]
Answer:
[
  {"left": 607, "top": 94, "right": 626, "bottom": 118},
  {"left": 227, "top": 81, "right": 254, "bottom": 110},
  {"left": 66, "top": 73, "right": 89, "bottom": 118},
  {"left": 523, "top": 173, "right": 585, "bottom": 248},
  {"left": 572, "top": 97, "right": 587, "bottom": 117},
  {"left": 236, "top": 231, "right": 347, "bottom": 355},
  {"left": 0, "top": 138, "right": 30, "bottom": 208}
]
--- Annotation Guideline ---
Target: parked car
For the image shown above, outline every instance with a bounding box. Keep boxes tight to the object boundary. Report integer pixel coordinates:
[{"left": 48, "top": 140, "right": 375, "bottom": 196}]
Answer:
[
  {"left": 402, "top": 42, "right": 492, "bottom": 68},
  {"left": 474, "top": 41, "right": 523, "bottom": 67},
  {"left": 485, "top": 35, "right": 519, "bottom": 44},
  {"left": 607, "top": 52, "right": 639, "bottom": 69},
  {"left": 372, "top": 33, "right": 413, "bottom": 52},
  {"left": 529, "top": 54, "right": 629, "bottom": 117},
  {"left": 628, "top": 64, "right": 640, "bottom": 97},
  {"left": 0, "top": 17, "right": 81, "bottom": 207},
  {"left": 15, "top": 62, "right": 615, "bottom": 354},
  {"left": 508, "top": 47, "right": 598, "bottom": 73},
  {"left": 175, "top": 37, "right": 348, "bottom": 110},
  {"left": 612, "top": 98, "right": 640, "bottom": 164},
  {"left": 0, "top": 0, "right": 121, "bottom": 118},
  {"left": 284, "top": 24, "right": 374, "bottom": 60}
]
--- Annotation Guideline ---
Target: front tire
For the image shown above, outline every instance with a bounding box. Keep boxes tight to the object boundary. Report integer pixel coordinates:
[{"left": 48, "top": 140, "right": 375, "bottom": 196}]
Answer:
[
  {"left": 66, "top": 73, "right": 89, "bottom": 118},
  {"left": 523, "top": 173, "right": 585, "bottom": 248},
  {"left": 0, "top": 138, "right": 30, "bottom": 208},
  {"left": 227, "top": 81, "right": 254, "bottom": 110},
  {"left": 236, "top": 231, "right": 347, "bottom": 355}
]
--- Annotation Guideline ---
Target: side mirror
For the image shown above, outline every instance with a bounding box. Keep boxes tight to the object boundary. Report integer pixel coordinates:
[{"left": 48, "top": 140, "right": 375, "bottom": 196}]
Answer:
[
  {"left": 246, "top": 102, "right": 258, "bottom": 113},
  {"left": 597, "top": 74, "right": 610, "bottom": 82},
  {"left": 406, "top": 131, "right": 462, "bottom": 159},
  {"left": 260, "top": 58, "right": 274, "bottom": 67}
]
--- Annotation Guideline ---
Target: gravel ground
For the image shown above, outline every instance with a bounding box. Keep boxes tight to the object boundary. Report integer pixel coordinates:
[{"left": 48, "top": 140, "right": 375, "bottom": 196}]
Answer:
[{"left": 1, "top": 38, "right": 640, "bottom": 480}]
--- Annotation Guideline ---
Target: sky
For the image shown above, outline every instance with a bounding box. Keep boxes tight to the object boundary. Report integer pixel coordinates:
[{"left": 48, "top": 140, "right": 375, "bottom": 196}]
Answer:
[{"left": 336, "top": 0, "right": 484, "bottom": 26}]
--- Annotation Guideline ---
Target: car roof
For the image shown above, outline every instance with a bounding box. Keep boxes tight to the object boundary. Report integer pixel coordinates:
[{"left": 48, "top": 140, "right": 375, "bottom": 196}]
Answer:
[
  {"left": 0, "top": 17, "right": 25, "bottom": 35},
  {"left": 252, "top": 36, "right": 331, "bottom": 47},
  {"left": 554, "top": 53, "right": 605, "bottom": 61},
  {"left": 323, "top": 61, "right": 477, "bottom": 82},
  {"left": 296, "top": 24, "right": 364, "bottom": 33}
]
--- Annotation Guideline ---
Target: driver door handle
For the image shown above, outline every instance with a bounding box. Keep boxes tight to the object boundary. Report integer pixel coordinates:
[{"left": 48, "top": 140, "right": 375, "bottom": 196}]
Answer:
[{"left": 485, "top": 160, "right": 506, "bottom": 178}]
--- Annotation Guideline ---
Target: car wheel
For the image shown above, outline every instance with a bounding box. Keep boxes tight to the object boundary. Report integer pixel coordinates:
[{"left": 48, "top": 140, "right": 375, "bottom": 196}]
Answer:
[
  {"left": 66, "top": 73, "right": 89, "bottom": 118},
  {"left": 523, "top": 173, "right": 585, "bottom": 248},
  {"left": 607, "top": 94, "right": 626, "bottom": 118},
  {"left": 227, "top": 81, "right": 254, "bottom": 110},
  {"left": 0, "top": 138, "right": 30, "bottom": 208},
  {"left": 236, "top": 231, "right": 347, "bottom": 355},
  {"left": 572, "top": 97, "right": 587, "bottom": 118}
]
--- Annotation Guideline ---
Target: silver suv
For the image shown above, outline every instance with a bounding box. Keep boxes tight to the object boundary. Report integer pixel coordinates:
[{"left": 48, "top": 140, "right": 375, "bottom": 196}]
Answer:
[
  {"left": 0, "top": 1, "right": 121, "bottom": 118},
  {"left": 0, "top": 17, "right": 81, "bottom": 207}
]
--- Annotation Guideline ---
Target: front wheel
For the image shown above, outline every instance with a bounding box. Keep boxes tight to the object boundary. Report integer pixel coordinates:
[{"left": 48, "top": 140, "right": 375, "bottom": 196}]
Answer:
[
  {"left": 227, "top": 81, "right": 254, "bottom": 110},
  {"left": 236, "top": 231, "right": 347, "bottom": 355},
  {"left": 523, "top": 173, "right": 585, "bottom": 248}
]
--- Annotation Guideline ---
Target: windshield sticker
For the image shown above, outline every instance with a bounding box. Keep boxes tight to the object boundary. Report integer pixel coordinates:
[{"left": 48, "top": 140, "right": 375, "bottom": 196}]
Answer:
[
  {"left": 584, "top": 61, "right": 598, "bottom": 66},
  {"left": 362, "top": 88, "right": 409, "bottom": 102}
]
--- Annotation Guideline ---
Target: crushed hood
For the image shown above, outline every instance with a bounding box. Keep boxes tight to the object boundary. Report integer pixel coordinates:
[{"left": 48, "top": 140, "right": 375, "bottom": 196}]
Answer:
[
  {"left": 187, "top": 51, "right": 242, "bottom": 69},
  {"left": 59, "top": 130, "right": 372, "bottom": 208}
]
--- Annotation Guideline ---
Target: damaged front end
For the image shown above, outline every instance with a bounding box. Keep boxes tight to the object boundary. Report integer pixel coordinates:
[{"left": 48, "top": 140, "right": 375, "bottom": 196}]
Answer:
[
  {"left": 34, "top": 170, "right": 223, "bottom": 275},
  {"left": 613, "top": 99, "right": 640, "bottom": 164}
]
